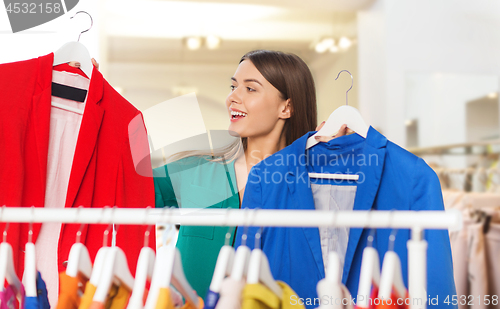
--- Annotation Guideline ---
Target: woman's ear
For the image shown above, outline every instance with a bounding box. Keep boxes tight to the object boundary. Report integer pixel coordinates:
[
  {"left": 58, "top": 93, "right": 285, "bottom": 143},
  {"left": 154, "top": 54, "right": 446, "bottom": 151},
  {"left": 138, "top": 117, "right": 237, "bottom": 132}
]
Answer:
[{"left": 279, "top": 99, "right": 292, "bottom": 119}]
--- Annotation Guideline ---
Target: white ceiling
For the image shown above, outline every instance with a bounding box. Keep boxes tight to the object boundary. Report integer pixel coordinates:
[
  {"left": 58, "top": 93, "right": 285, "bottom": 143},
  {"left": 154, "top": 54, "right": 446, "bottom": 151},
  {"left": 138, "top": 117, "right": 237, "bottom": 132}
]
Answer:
[{"left": 104, "top": 0, "right": 368, "bottom": 64}]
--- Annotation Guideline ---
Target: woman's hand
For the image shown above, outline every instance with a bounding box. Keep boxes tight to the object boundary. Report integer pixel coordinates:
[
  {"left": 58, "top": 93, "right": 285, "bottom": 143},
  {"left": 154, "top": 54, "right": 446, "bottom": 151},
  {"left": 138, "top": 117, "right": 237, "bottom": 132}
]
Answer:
[
  {"left": 314, "top": 123, "right": 352, "bottom": 143},
  {"left": 91, "top": 58, "right": 99, "bottom": 70},
  {"left": 68, "top": 58, "right": 100, "bottom": 70}
]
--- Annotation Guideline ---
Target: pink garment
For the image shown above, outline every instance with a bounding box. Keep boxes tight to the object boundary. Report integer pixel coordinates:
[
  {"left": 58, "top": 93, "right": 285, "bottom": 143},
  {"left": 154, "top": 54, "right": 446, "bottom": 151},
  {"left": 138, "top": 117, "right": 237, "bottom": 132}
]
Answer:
[
  {"left": 485, "top": 218, "right": 500, "bottom": 309},
  {"left": 0, "top": 284, "right": 26, "bottom": 309},
  {"left": 35, "top": 69, "right": 89, "bottom": 307},
  {"left": 214, "top": 278, "right": 245, "bottom": 309},
  {"left": 449, "top": 219, "right": 489, "bottom": 309}
]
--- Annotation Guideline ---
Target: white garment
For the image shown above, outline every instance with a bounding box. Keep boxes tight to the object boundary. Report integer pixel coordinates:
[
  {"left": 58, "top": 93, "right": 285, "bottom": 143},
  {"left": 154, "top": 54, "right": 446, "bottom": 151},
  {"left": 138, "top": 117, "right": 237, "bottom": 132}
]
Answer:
[
  {"left": 35, "top": 70, "right": 88, "bottom": 307},
  {"left": 311, "top": 184, "right": 357, "bottom": 277}
]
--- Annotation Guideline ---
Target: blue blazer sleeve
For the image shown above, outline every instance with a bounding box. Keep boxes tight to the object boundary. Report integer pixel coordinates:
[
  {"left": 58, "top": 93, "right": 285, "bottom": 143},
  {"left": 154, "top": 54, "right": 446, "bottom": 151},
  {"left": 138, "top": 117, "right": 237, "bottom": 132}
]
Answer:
[
  {"left": 411, "top": 158, "right": 457, "bottom": 307},
  {"left": 234, "top": 165, "right": 262, "bottom": 250}
]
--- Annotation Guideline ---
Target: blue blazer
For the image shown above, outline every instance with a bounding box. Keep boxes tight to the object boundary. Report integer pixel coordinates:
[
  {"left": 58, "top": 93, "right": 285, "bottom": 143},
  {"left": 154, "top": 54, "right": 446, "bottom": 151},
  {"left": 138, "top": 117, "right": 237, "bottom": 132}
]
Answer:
[{"left": 235, "top": 127, "right": 456, "bottom": 309}]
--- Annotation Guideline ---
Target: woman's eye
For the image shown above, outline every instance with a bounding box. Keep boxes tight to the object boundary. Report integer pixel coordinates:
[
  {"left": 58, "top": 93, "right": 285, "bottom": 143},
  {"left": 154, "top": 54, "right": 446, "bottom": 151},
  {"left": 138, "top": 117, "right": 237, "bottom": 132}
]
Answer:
[
  {"left": 247, "top": 87, "right": 255, "bottom": 92},
  {"left": 230, "top": 85, "right": 236, "bottom": 91}
]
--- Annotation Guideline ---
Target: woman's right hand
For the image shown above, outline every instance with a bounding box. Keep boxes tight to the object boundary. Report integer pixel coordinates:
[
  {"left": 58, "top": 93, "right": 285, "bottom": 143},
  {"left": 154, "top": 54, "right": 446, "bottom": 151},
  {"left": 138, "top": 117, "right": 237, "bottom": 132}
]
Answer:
[
  {"left": 91, "top": 58, "right": 99, "bottom": 70},
  {"left": 314, "top": 123, "right": 351, "bottom": 143}
]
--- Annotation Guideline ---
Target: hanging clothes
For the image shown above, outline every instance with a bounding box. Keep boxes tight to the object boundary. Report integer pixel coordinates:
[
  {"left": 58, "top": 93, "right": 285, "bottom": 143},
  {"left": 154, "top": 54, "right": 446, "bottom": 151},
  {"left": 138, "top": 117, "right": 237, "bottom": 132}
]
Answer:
[
  {"left": 79, "top": 283, "right": 97, "bottom": 309},
  {"left": 0, "top": 54, "right": 155, "bottom": 280},
  {"left": 25, "top": 272, "right": 50, "bottom": 309},
  {"left": 154, "top": 288, "right": 204, "bottom": 309},
  {"left": 316, "top": 279, "right": 354, "bottom": 309},
  {"left": 234, "top": 127, "right": 456, "bottom": 309},
  {"left": 87, "top": 284, "right": 131, "bottom": 309},
  {"left": 214, "top": 278, "right": 245, "bottom": 309},
  {"left": 203, "top": 289, "right": 220, "bottom": 309},
  {"left": 79, "top": 282, "right": 131, "bottom": 309},
  {"left": 0, "top": 284, "right": 26, "bottom": 309},
  {"left": 444, "top": 192, "right": 500, "bottom": 309},
  {"left": 56, "top": 272, "right": 88, "bottom": 309},
  {"left": 241, "top": 281, "right": 305, "bottom": 309}
]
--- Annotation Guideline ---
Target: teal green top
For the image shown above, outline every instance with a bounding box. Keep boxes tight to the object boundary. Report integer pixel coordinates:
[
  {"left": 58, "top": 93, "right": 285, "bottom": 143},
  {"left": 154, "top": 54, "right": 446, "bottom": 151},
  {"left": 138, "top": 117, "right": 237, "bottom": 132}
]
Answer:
[{"left": 153, "top": 156, "right": 240, "bottom": 298}]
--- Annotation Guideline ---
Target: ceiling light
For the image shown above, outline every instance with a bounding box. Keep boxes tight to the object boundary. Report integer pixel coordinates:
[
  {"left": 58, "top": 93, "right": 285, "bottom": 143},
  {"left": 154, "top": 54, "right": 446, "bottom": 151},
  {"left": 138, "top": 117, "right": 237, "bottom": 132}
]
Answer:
[
  {"left": 315, "top": 42, "right": 328, "bottom": 53},
  {"left": 321, "top": 38, "right": 335, "bottom": 48},
  {"left": 186, "top": 37, "right": 202, "bottom": 50},
  {"left": 329, "top": 45, "right": 339, "bottom": 53},
  {"left": 338, "top": 36, "right": 352, "bottom": 50},
  {"left": 488, "top": 92, "right": 498, "bottom": 99},
  {"left": 206, "top": 35, "right": 221, "bottom": 50}
]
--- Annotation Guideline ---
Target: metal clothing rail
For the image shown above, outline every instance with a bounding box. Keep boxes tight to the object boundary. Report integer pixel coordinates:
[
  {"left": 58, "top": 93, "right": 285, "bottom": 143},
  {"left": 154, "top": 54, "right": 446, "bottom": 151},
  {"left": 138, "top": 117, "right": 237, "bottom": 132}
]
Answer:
[
  {"left": 0, "top": 207, "right": 460, "bottom": 309},
  {"left": 0, "top": 207, "right": 462, "bottom": 231}
]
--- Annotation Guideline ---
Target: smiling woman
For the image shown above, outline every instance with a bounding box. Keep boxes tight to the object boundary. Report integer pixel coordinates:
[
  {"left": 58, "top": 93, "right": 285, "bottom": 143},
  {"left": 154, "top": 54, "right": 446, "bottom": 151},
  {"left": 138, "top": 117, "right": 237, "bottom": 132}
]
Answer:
[{"left": 153, "top": 49, "right": 321, "bottom": 300}]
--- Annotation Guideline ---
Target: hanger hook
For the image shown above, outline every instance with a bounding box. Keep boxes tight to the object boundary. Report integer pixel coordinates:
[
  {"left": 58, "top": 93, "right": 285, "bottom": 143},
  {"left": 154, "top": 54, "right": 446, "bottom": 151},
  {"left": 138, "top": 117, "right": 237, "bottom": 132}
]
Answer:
[
  {"left": 75, "top": 206, "right": 86, "bottom": 243},
  {"left": 28, "top": 206, "right": 35, "bottom": 243},
  {"left": 1, "top": 206, "right": 8, "bottom": 243},
  {"left": 101, "top": 206, "right": 113, "bottom": 247},
  {"left": 111, "top": 206, "right": 119, "bottom": 247},
  {"left": 143, "top": 206, "right": 154, "bottom": 248},
  {"left": 388, "top": 209, "right": 398, "bottom": 251},
  {"left": 71, "top": 11, "right": 93, "bottom": 42},
  {"left": 224, "top": 207, "right": 235, "bottom": 247},
  {"left": 241, "top": 207, "right": 250, "bottom": 247},
  {"left": 335, "top": 70, "right": 353, "bottom": 106},
  {"left": 366, "top": 210, "right": 376, "bottom": 247},
  {"left": 254, "top": 227, "right": 263, "bottom": 249},
  {"left": 251, "top": 207, "right": 262, "bottom": 248}
]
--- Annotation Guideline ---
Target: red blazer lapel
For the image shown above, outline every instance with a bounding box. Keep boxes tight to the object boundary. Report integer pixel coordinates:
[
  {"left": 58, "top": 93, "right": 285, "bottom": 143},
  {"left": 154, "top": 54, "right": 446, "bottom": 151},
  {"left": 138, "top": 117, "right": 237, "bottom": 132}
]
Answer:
[
  {"left": 31, "top": 54, "right": 54, "bottom": 203},
  {"left": 64, "top": 63, "right": 105, "bottom": 209}
]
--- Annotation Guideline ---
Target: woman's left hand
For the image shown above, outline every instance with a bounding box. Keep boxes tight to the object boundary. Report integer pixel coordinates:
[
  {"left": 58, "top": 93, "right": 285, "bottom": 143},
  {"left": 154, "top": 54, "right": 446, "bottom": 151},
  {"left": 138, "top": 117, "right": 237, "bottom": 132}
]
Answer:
[{"left": 314, "top": 123, "right": 352, "bottom": 143}]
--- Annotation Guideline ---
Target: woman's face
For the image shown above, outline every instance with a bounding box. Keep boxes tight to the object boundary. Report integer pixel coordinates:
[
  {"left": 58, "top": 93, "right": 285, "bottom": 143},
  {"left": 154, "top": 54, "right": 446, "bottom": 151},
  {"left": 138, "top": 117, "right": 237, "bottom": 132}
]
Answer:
[{"left": 226, "top": 60, "right": 291, "bottom": 139}]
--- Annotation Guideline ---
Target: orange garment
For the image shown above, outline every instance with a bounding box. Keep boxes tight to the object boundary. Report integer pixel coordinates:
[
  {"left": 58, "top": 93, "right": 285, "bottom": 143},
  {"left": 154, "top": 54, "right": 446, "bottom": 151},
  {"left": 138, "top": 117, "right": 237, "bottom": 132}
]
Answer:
[
  {"left": 88, "top": 302, "right": 105, "bottom": 309},
  {"left": 79, "top": 283, "right": 97, "bottom": 309},
  {"left": 78, "top": 282, "right": 131, "bottom": 309},
  {"left": 56, "top": 272, "right": 88, "bottom": 309},
  {"left": 107, "top": 284, "right": 131, "bottom": 309},
  {"left": 155, "top": 288, "right": 204, "bottom": 309}
]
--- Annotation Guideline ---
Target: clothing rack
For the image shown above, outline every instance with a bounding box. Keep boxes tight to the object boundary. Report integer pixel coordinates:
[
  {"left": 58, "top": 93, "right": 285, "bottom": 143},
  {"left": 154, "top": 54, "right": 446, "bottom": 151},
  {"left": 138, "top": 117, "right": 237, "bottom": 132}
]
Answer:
[
  {"left": 408, "top": 139, "right": 500, "bottom": 156},
  {"left": 433, "top": 167, "right": 500, "bottom": 174},
  {"left": 0, "top": 207, "right": 461, "bottom": 309}
]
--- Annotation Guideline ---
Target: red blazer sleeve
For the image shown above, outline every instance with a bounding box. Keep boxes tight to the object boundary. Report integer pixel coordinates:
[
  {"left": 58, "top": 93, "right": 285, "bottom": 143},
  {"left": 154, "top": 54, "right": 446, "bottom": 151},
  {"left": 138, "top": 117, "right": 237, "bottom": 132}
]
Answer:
[{"left": 114, "top": 111, "right": 156, "bottom": 272}]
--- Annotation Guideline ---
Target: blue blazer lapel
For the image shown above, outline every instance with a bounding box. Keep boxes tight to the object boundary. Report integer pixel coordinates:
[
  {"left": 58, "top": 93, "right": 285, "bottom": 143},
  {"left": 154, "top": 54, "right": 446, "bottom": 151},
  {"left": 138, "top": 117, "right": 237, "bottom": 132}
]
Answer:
[
  {"left": 286, "top": 128, "right": 388, "bottom": 284},
  {"left": 342, "top": 127, "right": 387, "bottom": 283},
  {"left": 286, "top": 167, "right": 326, "bottom": 279}
]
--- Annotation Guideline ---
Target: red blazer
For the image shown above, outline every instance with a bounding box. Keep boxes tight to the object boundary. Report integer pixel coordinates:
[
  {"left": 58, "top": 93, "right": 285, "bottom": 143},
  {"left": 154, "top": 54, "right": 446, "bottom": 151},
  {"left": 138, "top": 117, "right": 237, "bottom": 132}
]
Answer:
[{"left": 0, "top": 53, "right": 155, "bottom": 276}]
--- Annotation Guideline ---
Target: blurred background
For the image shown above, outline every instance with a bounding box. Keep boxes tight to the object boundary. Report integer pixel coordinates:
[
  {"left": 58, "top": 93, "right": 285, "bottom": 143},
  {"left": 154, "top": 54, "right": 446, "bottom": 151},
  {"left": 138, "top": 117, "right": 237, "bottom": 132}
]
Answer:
[{"left": 1, "top": 0, "right": 500, "bottom": 182}]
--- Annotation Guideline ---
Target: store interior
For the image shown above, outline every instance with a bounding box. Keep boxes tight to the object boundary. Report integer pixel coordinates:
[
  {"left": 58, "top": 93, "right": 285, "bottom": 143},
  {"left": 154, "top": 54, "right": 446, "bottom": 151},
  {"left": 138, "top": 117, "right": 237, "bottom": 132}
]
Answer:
[{"left": 1, "top": 0, "right": 500, "bottom": 307}]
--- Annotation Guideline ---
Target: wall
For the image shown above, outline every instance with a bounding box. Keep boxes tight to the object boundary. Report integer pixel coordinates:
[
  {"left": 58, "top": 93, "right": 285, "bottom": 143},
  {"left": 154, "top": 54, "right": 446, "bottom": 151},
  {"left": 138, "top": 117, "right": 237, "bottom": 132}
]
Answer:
[
  {"left": 310, "top": 46, "right": 359, "bottom": 124},
  {"left": 357, "top": 0, "right": 500, "bottom": 146}
]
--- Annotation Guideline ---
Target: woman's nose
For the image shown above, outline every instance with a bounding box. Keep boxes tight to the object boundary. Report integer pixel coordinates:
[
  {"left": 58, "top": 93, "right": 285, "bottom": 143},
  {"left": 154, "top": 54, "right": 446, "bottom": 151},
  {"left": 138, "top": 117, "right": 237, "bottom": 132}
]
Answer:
[{"left": 228, "top": 89, "right": 242, "bottom": 105}]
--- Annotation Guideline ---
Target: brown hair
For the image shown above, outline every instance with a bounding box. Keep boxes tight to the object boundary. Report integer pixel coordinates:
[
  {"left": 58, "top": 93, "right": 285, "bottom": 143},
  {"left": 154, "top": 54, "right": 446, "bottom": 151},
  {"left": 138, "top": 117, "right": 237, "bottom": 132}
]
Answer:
[{"left": 239, "top": 50, "right": 317, "bottom": 147}]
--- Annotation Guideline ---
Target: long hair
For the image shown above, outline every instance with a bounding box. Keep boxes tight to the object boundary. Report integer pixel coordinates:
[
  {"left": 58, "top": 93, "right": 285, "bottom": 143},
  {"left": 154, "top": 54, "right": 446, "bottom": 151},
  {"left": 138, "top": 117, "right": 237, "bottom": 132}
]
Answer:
[{"left": 165, "top": 50, "right": 317, "bottom": 164}]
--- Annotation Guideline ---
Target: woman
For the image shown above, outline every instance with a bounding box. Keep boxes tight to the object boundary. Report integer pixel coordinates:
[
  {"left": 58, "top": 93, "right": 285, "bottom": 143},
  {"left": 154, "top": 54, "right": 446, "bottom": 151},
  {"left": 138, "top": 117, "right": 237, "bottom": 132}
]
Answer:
[{"left": 153, "top": 50, "right": 345, "bottom": 299}]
